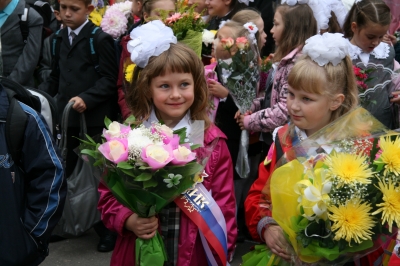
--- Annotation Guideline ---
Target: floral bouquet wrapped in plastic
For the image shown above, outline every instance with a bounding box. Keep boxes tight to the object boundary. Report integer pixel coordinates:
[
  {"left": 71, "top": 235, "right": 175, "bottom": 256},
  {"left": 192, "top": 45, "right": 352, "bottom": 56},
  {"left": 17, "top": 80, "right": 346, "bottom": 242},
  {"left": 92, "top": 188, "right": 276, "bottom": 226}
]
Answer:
[
  {"left": 80, "top": 116, "right": 214, "bottom": 265},
  {"left": 216, "top": 21, "right": 260, "bottom": 178},
  {"left": 243, "top": 107, "right": 400, "bottom": 265},
  {"left": 161, "top": 0, "right": 207, "bottom": 58}
]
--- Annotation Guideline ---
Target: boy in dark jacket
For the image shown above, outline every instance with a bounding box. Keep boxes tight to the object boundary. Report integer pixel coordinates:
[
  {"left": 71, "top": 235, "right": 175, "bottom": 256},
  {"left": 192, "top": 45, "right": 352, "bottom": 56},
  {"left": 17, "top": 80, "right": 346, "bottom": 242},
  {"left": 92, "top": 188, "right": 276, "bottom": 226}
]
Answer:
[
  {"left": 39, "top": 0, "right": 118, "bottom": 252},
  {"left": 0, "top": 84, "right": 66, "bottom": 265}
]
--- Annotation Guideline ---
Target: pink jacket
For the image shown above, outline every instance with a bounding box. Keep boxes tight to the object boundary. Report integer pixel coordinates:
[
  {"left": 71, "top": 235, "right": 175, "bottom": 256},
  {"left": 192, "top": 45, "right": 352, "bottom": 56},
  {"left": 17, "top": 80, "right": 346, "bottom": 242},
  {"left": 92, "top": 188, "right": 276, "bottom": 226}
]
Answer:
[
  {"left": 98, "top": 125, "right": 237, "bottom": 266},
  {"left": 243, "top": 47, "right": 302, "bottom": 132}
]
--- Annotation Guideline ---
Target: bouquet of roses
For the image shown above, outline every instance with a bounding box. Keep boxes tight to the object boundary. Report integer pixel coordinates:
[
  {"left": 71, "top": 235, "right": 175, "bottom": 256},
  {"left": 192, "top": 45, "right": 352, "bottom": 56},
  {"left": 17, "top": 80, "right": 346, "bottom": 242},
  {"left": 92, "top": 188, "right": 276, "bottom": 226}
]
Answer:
[
  {"left": 243, "top": 107, "right": 400, "bottom": 265},
  {"left": 80, "top": 116, "right": 210, "bottom": 265},
  {"left": 161, "top": 0, "right": 207, "bottom": 58},
  {"left": 216, "top": 22, "right": 260, "bottom": 178}
]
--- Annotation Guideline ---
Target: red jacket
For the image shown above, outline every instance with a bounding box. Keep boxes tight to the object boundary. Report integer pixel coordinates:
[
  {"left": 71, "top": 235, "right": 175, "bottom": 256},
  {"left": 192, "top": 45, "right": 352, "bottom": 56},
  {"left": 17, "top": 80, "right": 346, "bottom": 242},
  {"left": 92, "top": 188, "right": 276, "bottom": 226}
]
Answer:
[{"left": 98, "top": 125, "right": 237, "bottom": 265}]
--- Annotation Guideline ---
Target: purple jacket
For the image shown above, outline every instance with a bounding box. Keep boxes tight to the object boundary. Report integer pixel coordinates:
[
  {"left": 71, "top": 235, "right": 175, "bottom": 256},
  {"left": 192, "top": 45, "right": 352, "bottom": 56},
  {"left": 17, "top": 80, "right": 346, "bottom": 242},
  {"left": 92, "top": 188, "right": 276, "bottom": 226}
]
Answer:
[
  {"left": 243, "top": 47, "right": 302, "bottom": 132},
  {"left": 98, "top": 125, "right": 237, "bottom": 266}
]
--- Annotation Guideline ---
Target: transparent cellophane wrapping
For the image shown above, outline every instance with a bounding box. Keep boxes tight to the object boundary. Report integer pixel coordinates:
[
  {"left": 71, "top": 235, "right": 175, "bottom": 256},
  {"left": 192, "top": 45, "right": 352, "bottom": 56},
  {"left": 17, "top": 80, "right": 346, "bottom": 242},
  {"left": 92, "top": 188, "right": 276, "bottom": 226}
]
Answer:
[
  {"left": 259, "top": 107, "right": 399, "bottom": 265},
  {"left": 215, "top": 33, "right": 260, "bottom": 179}
]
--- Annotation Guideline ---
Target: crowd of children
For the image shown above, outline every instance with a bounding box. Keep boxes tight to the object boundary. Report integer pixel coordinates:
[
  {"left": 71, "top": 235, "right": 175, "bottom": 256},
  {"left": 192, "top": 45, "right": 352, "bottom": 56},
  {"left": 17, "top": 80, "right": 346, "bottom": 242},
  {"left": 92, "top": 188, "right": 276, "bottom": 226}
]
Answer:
[{"left": 5, "top": 0, "right": 400, "bottom": 264}]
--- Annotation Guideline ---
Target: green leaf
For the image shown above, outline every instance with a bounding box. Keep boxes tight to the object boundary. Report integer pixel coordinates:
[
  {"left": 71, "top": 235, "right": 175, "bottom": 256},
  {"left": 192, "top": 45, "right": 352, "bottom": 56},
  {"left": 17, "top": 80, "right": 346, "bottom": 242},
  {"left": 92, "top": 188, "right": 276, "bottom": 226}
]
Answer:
[
  {"left": 85, "top": 134, "right": 98, "bottom": 144},
  {"left": 124, "top": 115, "right": 136, "bottom": 125},
  {"left": 93, "top": 159, "right": 104, "bottom": 166},
  {"left": 104, "top": 116, "right": 112, "bottom": 129},
  {"left": 190, "top": 144, "right": 201, "bottom": 150},
  {"left": 134, "top": 172, "right": 153, "bottom": 182},
  {"left": 117, "top": 162, "right": 135, "bottom": 169},
  {"left": 81, "top": 149, "right": 97, "bottom": 158},
  {"left": 143, "top": 178, "right": 158, "bottom": 189},
  {"left": 120, "top": 168, "right": 136, "bottom": 177}
]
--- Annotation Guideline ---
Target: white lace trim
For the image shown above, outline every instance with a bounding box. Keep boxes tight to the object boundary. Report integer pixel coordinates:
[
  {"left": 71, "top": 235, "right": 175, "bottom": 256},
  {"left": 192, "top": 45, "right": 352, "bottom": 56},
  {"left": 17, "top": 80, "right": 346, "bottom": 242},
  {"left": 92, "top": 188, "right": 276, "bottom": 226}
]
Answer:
[{"left": 347, "top": 39, "right": 390, "bottom": 63}]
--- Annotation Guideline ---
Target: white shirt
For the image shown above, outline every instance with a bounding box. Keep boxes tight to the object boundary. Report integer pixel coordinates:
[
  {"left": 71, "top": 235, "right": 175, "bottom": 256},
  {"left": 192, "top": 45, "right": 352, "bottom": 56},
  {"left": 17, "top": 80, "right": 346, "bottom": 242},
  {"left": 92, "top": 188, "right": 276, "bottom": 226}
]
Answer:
[{"left": 67, "top": 19, "right": 89, "bottom": 44}]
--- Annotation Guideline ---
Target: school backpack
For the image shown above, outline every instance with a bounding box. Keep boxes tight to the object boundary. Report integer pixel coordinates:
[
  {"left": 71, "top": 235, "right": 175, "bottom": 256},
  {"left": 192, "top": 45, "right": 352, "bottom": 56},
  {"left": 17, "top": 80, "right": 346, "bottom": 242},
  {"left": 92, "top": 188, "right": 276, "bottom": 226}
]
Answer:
[
  {"left": 19, "top": 0, "right": 54, "bottom": 44},
  {"left": 1, "top": 77, "right": 58, "bottom": 164},
  {"left": 51, "top": 25, "right": 102, "bottom": 74}
]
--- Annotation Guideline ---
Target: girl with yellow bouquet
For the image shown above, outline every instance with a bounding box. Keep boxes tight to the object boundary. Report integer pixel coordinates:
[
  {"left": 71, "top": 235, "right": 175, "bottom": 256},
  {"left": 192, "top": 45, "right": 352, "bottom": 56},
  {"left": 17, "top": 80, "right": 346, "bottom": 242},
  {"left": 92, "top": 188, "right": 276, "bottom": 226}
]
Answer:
[{"left": 244, "top": 32, "right": 394, "bottom": 265}]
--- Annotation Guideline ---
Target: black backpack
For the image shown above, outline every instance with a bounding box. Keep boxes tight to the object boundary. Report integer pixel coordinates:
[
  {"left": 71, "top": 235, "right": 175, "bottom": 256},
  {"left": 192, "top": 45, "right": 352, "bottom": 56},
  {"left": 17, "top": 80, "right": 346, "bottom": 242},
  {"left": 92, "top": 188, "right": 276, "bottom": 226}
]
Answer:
[
  {"left": 1, "top": 77, "right": 58, "bottom": 164},
  {"left": 19, "top": 0, "right": 54, "bottom": 44},
  {"left": 51, "top": 25, "right": 102, "bottom": 74}
]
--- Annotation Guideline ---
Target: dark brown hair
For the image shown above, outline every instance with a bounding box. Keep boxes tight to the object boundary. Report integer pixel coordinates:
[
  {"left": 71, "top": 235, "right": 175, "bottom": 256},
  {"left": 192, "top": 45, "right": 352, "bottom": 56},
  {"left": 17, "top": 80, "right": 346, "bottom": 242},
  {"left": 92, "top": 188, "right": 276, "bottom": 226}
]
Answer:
[
  {"left": 126, "top": 43, "right": 211, "bottom": 129},
  {"left": 273, "top": 4, "right": 318, "bottom": 62},
  {"left": 343, "top": 0, "right": 391, "bottom": 38}
]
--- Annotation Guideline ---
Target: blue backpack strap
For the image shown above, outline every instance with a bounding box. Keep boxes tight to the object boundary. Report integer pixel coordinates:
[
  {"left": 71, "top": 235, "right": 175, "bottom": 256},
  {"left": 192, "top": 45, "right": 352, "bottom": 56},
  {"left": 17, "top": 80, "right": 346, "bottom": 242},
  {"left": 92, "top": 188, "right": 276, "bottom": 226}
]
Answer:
[
  {"left": 51, "top": 29, "right": 63, "bottom": 71},
  {"left": 89, "top": 26, "right": 101, "bottom": 74}
]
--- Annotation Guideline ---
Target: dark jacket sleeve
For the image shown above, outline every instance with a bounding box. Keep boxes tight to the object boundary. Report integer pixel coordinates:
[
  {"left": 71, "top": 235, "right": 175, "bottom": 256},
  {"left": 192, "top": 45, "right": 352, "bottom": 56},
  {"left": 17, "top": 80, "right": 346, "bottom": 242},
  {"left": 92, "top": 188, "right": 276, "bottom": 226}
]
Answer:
[
  {"left": 78, "top": 32, "right": 118, "bottom": 111},
  {"left": 20, "top": 105, "right": 66, "bottom": 241}
]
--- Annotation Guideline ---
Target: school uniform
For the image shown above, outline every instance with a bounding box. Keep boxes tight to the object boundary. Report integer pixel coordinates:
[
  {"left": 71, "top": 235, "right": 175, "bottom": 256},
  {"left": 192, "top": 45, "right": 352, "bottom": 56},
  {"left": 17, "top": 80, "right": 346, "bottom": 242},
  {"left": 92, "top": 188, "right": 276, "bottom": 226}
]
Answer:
[{"left": 39, "top": 20, "right": 118, "bottom": 175}]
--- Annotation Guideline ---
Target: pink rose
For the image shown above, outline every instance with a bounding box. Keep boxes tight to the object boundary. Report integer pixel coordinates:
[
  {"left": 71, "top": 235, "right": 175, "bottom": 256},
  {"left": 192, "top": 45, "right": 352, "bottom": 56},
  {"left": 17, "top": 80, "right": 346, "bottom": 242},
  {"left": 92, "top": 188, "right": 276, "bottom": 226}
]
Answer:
[
  {"left": 103, "top": 121, "right": 131, "bottom": 141},
  {"left": 236, "top": 37, "right": 249, "bottom": 50},
  {"left": 169, "top": 135, "right": 181, "bottom": 149},
  {"left": 221, "top": 38, "right": 234, "bottom": 50},
  {"left": 171, "top": 144, "right": 196, "bottom": 165},
  {"left": 98, "top": 139, "right": 129, "bottom": 164},
  {"left": 141, "top": 144, "right": 173, "bottom": 170}
]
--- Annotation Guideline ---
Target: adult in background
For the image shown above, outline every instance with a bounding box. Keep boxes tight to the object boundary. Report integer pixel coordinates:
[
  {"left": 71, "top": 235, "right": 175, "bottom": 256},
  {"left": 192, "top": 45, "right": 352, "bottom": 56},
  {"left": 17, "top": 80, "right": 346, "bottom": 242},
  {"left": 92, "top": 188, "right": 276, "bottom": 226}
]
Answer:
[{"left": 0, "top": 0, "right": 43, "bottom": 87}]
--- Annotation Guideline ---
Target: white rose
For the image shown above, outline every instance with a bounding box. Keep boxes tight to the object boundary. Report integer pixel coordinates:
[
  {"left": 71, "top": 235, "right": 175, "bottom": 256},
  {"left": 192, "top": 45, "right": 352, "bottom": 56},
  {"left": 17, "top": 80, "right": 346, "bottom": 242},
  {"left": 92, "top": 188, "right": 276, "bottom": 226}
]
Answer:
[
  {"left": 106, "top": 121, "right": 122, "bottom": 138},
  {"left": 160, "top": 124, "right": 174, "bottom": 139}
]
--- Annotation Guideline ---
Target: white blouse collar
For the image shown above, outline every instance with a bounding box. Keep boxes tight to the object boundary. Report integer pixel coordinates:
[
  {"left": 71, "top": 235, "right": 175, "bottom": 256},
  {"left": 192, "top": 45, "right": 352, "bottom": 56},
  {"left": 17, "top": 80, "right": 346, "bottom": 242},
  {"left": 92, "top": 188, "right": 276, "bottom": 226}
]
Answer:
[
  {"left": 346, "top": 39, "right": 390, "bottom": 65},
  {"left": 294, "top": 126, "right": 336, "bottom": 154},
  {"left": 143, "top": 108, "right": 192, "bottom": 136}
]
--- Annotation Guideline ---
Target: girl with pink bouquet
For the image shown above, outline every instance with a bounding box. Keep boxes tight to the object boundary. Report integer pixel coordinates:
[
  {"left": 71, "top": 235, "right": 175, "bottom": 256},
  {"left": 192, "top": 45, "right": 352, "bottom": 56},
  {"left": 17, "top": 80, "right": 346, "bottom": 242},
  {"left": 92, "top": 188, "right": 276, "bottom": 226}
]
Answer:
[{"left": 97, "top": 21, "right": 237, "bottom": 266}]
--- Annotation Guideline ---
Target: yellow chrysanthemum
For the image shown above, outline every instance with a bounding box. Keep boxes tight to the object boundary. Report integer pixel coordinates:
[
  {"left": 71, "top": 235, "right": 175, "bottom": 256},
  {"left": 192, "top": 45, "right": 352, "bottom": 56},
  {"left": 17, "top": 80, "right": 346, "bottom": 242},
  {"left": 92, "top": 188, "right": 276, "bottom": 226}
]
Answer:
[
  {"left": 372, "top": 180, "right": 400, "bottom": 232},
  {"left": 329, "top": 199, "right": 375, "bottom": 244},
  {"left": 125, "top": 64, "right": 136, "bottom": 83},
  {"left": 89, "top": 10, "right": 103, "bottom": 26},
  {"left": 325, "top": 153, "right": 373, "bottom": 186},
  {"left": 379, "top": 136, "right": 400, "bottom": 176}
]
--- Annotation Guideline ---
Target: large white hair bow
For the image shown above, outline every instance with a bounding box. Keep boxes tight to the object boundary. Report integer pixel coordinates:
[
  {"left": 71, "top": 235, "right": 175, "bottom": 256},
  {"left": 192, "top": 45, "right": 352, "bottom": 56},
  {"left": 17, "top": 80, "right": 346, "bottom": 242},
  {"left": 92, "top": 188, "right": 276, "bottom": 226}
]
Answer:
[
  {"left": 127, "top": 20, "right": 177, "bottom": 68},
  {"left": 303, "top": 33, "right": 349, "bottom": 66}
]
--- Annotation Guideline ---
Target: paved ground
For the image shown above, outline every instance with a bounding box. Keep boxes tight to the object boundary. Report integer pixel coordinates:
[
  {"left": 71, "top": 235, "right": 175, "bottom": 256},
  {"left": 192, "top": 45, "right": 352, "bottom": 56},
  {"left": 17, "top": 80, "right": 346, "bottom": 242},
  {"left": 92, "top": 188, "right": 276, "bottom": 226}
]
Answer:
[{"left": 40, "top": 229, "right": 256, "bottom": 266}]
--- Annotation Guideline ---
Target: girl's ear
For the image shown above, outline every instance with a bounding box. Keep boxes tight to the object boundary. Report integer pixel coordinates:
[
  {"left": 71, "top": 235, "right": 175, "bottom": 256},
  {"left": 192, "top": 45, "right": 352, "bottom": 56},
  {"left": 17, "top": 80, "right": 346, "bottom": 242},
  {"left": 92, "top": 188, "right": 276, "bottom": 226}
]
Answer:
[
  {"left": 330, "top": 94, "right": 345, "bottom": 111},
  {"left": 350, "top": 22, "right": 358, "bottom": 34},
  {"left": 143, "top": 12, "right": 149, "bottom": 21},
  {"left": 224, "top": 0, "right": 232, "bottom": 6}
]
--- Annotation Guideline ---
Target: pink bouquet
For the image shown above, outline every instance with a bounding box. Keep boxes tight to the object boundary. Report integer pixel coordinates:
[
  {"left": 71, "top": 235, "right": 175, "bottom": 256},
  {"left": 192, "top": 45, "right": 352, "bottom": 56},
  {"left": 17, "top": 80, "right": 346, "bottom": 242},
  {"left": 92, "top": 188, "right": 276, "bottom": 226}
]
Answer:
[{"left": 80, "top": 116, "right": 207, "bottom": 265}]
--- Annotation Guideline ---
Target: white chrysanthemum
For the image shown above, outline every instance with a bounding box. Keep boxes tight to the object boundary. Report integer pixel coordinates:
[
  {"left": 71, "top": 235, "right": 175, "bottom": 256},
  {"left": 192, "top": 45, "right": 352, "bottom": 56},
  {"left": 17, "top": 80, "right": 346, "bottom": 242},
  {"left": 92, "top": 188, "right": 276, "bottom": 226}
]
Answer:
[
  {"left": 100, "top": 9, "right": 127, "bottom": 39},
  {"left": 202, "top": 29, "right": 216, "bottom": 46}
]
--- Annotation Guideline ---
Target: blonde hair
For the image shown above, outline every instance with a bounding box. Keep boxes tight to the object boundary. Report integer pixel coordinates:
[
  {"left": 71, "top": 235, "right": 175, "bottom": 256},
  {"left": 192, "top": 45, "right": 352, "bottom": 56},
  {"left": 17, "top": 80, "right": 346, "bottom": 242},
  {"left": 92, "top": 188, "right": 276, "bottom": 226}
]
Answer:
[
  {"left": 343, "top": 0, "right": 391, "bottom": 38},
  {"left": 126, "top": 43, "right": 211, "bottom": 129},
  {"left": 231, "top": 9, "right": 263, "bottom": 50},
  {"left": 273, "top": 4, "right": 317, "bottom": 62},
  {"left": 142, "top": 0, "right": 175, "bottom": 16},
  {"left": 282, "top": 55, "right": 359, "bottom": 143}
]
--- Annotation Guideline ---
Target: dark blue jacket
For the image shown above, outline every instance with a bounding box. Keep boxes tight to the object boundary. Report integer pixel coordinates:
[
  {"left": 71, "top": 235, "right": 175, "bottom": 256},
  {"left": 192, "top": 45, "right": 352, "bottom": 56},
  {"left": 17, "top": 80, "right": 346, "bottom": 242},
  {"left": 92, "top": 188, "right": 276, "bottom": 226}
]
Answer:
[{"left": 0, "top": 85, "right": 66, "bottom": 265}]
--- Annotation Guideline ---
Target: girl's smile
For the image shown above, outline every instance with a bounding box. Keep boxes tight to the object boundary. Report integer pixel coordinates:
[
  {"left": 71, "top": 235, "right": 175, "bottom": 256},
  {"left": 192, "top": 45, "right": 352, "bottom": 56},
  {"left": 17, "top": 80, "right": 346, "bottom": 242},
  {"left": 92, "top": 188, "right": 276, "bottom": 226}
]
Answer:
[{"left": 151, "top": 71, "right": 195, "bottom": 128}]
